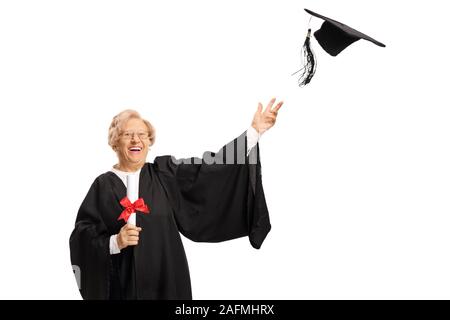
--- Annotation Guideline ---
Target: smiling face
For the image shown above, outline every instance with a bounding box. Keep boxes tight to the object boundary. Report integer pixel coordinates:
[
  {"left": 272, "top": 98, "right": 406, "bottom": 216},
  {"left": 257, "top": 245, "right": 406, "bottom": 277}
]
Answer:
[{"left": 114, "top": 118, "right": 151, "bottom": 172}]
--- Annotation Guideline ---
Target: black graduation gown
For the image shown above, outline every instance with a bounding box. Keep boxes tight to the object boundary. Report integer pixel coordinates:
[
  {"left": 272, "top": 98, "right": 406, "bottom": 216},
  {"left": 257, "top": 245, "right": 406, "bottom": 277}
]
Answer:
[{"left": 69, "top": 130, "right": 271, "bottom": 300}]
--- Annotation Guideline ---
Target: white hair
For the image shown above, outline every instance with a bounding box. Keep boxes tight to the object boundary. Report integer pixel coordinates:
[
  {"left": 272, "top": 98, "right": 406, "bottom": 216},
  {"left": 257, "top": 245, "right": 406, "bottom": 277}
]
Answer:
[{"left": 108, "top": 109, "right": 155, "bottom": 150}]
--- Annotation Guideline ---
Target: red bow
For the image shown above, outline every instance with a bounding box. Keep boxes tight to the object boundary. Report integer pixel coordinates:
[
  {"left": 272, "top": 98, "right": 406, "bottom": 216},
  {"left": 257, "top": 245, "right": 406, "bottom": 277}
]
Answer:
[{"left": 117, "top": 196, "right": 150, "bottom": 222}]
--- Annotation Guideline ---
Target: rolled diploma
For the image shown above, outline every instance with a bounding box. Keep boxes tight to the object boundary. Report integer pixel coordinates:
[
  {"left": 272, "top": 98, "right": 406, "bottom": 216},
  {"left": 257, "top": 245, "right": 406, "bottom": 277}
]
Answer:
[{"left": 126, "top": 174, "right": 138, "bottom": 226}]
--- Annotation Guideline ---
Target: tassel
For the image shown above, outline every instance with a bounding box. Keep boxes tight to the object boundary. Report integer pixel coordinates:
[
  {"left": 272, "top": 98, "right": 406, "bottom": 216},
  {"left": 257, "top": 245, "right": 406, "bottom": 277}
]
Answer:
[{"left": 292, "top": 28, "right": 317, "bottom": 87}]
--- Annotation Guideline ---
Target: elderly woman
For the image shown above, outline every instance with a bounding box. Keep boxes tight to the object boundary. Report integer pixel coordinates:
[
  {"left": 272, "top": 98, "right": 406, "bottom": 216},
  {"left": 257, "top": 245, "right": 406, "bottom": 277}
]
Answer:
[{"left": 70, "top": 98, "right": 283, "bottom": 299}]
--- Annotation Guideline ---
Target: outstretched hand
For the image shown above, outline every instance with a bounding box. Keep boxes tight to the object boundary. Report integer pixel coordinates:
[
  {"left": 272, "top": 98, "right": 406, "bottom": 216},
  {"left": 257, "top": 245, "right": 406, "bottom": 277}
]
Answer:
[{"left": 251, "top": 98, "right": 283, "bottom": 134}]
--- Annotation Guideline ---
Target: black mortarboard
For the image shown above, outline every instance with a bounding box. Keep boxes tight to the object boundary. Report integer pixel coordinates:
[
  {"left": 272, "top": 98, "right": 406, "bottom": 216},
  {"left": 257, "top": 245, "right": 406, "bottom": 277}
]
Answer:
[{"left": 293, "top": 8, "right": 386, "bottom": 87}]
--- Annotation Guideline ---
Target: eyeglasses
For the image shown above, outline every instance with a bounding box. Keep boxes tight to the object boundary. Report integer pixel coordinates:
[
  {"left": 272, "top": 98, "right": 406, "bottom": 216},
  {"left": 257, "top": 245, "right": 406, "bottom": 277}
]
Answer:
[{"left": 120, "top": 131, "right": 150, "bottom": 141}]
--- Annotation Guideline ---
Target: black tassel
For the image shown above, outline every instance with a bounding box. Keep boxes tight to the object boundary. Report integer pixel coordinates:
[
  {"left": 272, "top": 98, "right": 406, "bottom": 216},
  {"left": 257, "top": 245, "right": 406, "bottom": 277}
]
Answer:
[{"left": 292, "top": 29, "right": 317, "bottom": 87}]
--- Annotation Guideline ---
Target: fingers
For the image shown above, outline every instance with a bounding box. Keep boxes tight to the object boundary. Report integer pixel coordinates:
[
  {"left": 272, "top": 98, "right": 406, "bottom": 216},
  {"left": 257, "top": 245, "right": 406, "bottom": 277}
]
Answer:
[
  {"left": 272, "top": 101, "right": 283, "bottom": 113},
  {"left": 127, "top": 237, "right": 139, "bottom": 245},
  {"left": 257, "top": 102, "right": 263, "bottom": 113},
  {"left": 124, "top": 225, "right": 141, "bottom": 239},
  {"left": 262, "top": 98, "right": 283, "bottom": 115},
  {"left": 123, "top": 239, "right": 139, "bottom": 246},
  {"left": 119, "top": 224, "right": 143, "bottom": 249},
  {"left": 124, "top": 224, "right": 141, "bottom": 231},
  {"left": 121, "top": 234, "right": 139, "bottom": 242},
  {"left": 123, "top": 224, "right": 142, "bottom": 231},
  {"left": 126, "top": 236, "right": 139, "bottom": 246},
  {"left": 263, "top": 98, "right": 276, "bottom": 113},
  {"left": 119, "top": 234, "right": 140, "bottom": 247},
  {"left": 126, "top": 230, "right": 140, "bottom": 236}
]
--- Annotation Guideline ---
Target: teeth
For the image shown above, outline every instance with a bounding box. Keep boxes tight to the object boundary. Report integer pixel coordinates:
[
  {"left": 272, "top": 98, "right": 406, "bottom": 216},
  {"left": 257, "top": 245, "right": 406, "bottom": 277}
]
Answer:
[{"left": 129, "top": 147, "right": 142, "bottom": 151}]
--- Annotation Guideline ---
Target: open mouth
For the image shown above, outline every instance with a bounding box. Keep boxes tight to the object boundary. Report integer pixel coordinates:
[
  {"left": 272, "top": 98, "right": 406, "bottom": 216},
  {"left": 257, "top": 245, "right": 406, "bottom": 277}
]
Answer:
[{"left": 128, "top": 146, "right": 142, "bottom": 153}]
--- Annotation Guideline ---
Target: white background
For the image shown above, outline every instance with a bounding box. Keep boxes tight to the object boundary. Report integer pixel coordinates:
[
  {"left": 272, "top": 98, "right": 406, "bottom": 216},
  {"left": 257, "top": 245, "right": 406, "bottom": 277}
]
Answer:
[{"left": 0, "top": 0, "right": 449, "bottom": 299}]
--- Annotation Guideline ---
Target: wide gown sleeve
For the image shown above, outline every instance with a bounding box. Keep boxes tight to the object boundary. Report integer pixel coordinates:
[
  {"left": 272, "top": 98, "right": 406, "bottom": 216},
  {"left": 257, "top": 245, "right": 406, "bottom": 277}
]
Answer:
[
  {"left": 69, "top": 178, "right": 111, "bottom": 299},
  {"left": 154, "top": 130, "right": 271, "bottom": 249}
]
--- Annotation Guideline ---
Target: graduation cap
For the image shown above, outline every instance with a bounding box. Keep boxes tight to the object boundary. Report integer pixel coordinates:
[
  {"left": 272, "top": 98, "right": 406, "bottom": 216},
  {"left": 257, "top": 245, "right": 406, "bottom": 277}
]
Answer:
[{"left": 293, "top": 8, "right": 386, "bottom": 87}]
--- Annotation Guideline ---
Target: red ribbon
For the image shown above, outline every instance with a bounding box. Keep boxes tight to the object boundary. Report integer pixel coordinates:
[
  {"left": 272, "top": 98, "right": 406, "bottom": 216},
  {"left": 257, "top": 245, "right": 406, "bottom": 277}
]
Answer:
[{"left": 117, "top": 196, "right": 150, "bottom": 222}]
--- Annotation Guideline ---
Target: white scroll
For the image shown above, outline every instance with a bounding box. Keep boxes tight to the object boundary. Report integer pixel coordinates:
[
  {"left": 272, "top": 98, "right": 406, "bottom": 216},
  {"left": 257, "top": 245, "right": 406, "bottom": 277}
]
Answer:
[{"left": 126, "top": 174, "right": 138, "bottom": 226}]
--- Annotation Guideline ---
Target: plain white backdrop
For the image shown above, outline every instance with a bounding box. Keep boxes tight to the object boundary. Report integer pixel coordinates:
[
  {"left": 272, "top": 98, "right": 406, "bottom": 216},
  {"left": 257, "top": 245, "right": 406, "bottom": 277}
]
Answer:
[{"left": 0, "top": 0, "right": 449, "bottom": 299}]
